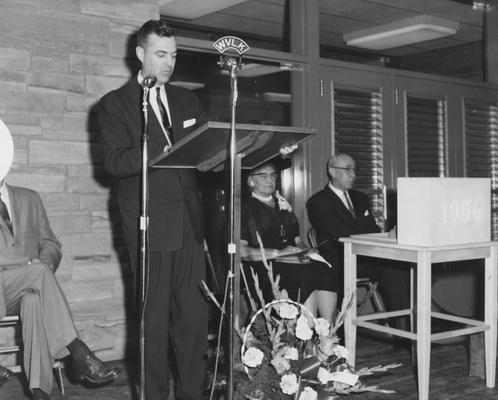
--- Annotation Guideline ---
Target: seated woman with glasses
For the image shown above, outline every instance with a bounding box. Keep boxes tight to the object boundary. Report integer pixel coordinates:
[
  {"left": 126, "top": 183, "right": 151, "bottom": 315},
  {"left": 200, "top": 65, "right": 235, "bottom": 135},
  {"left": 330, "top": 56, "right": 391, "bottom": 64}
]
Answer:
[{"left": 240, "top": 160, "right": 336, "bottom": 323}]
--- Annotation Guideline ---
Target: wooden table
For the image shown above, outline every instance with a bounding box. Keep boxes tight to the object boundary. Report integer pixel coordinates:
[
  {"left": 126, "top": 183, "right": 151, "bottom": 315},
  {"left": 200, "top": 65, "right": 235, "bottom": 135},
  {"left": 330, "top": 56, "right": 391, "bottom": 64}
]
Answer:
[{"left": 340, "top": 233, "right": 498, "bottom": 400}]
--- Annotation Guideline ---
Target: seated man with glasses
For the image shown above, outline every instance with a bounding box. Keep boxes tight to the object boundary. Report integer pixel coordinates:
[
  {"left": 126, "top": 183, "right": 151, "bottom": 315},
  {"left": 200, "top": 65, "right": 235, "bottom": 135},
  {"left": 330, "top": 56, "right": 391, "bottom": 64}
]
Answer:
[{"left": 306, "top": 153, "right": 409, "bottom": 334}]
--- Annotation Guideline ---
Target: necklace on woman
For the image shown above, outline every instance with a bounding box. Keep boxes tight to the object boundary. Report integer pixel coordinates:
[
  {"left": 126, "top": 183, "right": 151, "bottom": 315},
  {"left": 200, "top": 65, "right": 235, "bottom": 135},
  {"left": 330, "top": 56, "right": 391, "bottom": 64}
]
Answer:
[{"left": 251, "top": 192, "right": 273, "bottom": 203}]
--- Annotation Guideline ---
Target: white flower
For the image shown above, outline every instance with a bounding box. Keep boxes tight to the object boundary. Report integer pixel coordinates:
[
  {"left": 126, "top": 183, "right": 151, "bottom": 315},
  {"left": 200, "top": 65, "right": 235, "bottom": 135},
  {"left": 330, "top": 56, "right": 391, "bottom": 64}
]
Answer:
[
  {"left": 317, "top": 335, "right": 340, "bottom": 361},
  {"left": 275, "top": 191, "right": 292, "bottom": 212},
  {"left": 271, "top": 354, "right": 291, "bottom": 375},
  {"left": 314, "top": 318, "right": 330, "bottom": 336},
  {"left": 298, "top": 386, "right": 317, "bottom": 400},
  {"left": 282, "top": 346, "right": 299, "bottom": 360},
  {"left": 280, "top": 373, "right": 299, "bottom": 395},
  {"left": 295, "top": 315, "right": 313, "bottom": 341},
  {"left": 278, "top": 302, "right": 298, "bottom": 319},
  {"left": 242, "top": 347, "right": 264, "bottom": 368},
  {"left": 243, "top": 328, "right": 256, "bottom": 348},
  {"left": 317, "top": 367, "right": 333, "bottom": 384},
  {"left": 332, "top": 345, "right": 349, "bottom": 360}
]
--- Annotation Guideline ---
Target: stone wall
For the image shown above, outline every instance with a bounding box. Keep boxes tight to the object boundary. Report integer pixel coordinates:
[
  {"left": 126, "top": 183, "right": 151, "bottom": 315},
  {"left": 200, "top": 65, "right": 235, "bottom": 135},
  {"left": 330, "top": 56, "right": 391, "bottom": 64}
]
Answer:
[{"left": 0, "top": 0, "right": 159, "bottom": 363}]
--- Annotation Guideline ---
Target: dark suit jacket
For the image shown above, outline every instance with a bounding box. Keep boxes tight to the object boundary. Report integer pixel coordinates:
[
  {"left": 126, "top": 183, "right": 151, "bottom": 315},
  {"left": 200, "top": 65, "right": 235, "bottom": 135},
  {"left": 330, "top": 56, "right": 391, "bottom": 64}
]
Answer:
[
  {"left": 98, "top": 78, "right": 208, "bottom": 253},
  {"left": 306, "top": 185, "right": 380, "bottom": 269},
  {"left": 0, "top": 184, "right": 62, "bottom": 317}
]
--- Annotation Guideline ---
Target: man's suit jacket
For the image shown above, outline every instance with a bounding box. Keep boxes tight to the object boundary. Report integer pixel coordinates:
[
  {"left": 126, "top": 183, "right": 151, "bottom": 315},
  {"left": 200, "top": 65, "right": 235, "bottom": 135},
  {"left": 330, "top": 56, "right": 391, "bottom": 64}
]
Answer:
[
  {"left": 98, "top": 78, "right": 208, "bottom": 254},
  {"left": 0, "top": 184, "right": 62, "bottom": 317},
  {"left": 306, "top": 185, "right": 380, "bottom": 269}
]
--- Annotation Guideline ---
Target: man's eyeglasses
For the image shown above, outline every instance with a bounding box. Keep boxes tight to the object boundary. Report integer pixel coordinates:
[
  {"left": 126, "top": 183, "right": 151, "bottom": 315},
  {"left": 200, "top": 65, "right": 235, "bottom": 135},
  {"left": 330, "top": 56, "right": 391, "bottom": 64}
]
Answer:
[
  {"left": 250, "top": 172, "right": 279, "bottom": 180},
  {"left": 330, "top": 166, "right": 356, "bottom": 174}
]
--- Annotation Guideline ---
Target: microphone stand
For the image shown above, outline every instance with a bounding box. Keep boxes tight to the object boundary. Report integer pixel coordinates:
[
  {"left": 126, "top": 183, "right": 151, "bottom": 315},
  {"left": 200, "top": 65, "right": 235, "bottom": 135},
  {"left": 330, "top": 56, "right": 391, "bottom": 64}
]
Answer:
[
  {"left": 138, "top": 84, "right": 152, "bottom": 400},
  {"left": 218, "top": 54, "right": 242, "bottom": 400}
]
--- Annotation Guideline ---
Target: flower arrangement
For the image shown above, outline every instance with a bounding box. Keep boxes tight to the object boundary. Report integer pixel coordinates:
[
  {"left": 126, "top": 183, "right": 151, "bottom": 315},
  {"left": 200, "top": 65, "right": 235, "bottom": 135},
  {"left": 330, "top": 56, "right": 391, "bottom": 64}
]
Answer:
[
  {"left": 233, "top": 266, "right": 400, "bottom": 400},
  {"left": 203, "top": 234, "right": 400, "bottom": 400}
]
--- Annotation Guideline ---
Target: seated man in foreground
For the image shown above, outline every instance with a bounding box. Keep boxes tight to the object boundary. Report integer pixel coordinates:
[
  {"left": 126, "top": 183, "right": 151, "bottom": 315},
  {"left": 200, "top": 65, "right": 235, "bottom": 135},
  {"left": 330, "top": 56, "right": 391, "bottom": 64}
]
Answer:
[{"left": 0, "top": 121, "right": 119, "bottom": 400}]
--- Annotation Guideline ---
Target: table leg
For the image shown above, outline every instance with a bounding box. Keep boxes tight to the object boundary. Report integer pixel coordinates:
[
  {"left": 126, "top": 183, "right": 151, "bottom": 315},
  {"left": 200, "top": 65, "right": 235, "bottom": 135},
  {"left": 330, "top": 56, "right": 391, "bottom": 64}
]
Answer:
[
  {"left": 410, "top": 264, "right": 416, "bottom": 366},
  {"left": 343, "top": 242, "right": 357, "bottom": 368},
  {"left": 484, "top": 245, "right": 497, "bottom": 388},
  {"left": 416, "top": 251, "right": 431, "bottom": 400}
]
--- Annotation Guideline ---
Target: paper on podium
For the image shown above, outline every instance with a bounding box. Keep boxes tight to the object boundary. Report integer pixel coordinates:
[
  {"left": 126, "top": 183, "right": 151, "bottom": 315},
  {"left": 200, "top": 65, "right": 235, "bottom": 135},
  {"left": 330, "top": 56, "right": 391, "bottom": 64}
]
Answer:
[{"left": 149, "top": 121, "right": 316, "bottom": 171}]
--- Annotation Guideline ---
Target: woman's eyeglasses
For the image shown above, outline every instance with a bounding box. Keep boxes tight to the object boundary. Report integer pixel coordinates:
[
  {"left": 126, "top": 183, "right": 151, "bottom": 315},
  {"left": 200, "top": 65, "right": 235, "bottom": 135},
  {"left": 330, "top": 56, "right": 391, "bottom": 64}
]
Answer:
[{"left": 250, "top": 172, "right": 279, "bottom": 180}]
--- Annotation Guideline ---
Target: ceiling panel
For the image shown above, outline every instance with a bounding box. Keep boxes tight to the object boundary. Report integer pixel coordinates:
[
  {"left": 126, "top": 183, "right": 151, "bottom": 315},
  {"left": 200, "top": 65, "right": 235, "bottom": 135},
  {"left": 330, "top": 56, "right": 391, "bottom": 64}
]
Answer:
[
  {"left": 256, "top": 0, "right": 285, "bottom": 5},
  {"left": 454, "top": 23, "right": 484, "bottom": 42},
  {"left": 217, "top": 0, "right": 285, "bottom": 23},
  {"left": 319, "top": 31, "right": 345, "bottom": 47},
  {"left": 320, "top": 0, "right": 419, "bottom": 23},
  {"left": 163, "top": 0, "right": 486, "bottom": 59},
  {"left": 194, "top": 12, "right": 284, "bottom": 38},
  {"left": 319, "top": 14, "right": 374, "bottom": 34}
]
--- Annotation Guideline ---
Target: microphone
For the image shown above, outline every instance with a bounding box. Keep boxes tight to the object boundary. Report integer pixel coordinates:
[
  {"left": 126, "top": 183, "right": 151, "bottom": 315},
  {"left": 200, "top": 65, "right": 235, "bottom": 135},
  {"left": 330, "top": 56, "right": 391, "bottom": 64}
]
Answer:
[
  {"left": 213, "top": 36, "right": 250, "bottom": 74},
  {"left": 213, "top": 36, "right": 250, "bottom": 55},
  {"left": 142, "top": 74, "right": 157, "bottom": 89}
]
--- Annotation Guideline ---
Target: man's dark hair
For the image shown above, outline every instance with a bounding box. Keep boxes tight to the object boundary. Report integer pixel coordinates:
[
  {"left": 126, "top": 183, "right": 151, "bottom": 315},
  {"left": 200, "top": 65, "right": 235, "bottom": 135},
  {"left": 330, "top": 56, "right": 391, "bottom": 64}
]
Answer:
[{"left": 137, "top": 19, "right": 176, "bottom": 48}]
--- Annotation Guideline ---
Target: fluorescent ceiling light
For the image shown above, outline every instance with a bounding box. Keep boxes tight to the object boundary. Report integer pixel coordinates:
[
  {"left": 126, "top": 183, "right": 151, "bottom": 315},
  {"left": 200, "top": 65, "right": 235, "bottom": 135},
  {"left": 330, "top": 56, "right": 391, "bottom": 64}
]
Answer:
[
  {"left": 263, "top": 92, "right": 291, "bottom": 103},
  {"left": 159, "top": 0, "right": 247, "bottom": 19},
  {"left": 169, "top": 81, "right": 205, "bottom": 90},
  {"left": 344, "top": 15, "right": 460, "bottom": 50}
]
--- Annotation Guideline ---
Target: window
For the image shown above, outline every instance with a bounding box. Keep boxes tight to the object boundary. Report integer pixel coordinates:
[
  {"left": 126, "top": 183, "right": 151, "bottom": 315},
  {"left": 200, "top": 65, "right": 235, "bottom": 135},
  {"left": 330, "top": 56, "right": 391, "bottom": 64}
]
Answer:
[
  {"left": 465, "top": 100, "right": 498, "bottom": 239},
  {"left": 406, "top": 95, "right": 447, "bottom": 177},
  {"left": 332, "top": 87, "right": 384, "bottom": 226}
]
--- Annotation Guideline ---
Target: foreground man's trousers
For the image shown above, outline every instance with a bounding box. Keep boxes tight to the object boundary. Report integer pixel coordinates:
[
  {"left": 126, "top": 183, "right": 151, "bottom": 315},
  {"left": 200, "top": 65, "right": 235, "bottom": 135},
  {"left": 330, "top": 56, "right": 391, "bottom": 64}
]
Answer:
[{"left": 3, "top": 262, "right": 78, "bottom": 394}]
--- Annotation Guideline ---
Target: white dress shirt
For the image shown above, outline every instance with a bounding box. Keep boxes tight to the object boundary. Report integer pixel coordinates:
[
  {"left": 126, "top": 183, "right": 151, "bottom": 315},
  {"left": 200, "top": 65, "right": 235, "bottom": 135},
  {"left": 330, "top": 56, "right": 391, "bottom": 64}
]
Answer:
[
  {"left": 329, "top": 183, "right": 350, "bottom": 210},
  {"left": 0, "top": 182, "right": 12, "bottom": 217}
]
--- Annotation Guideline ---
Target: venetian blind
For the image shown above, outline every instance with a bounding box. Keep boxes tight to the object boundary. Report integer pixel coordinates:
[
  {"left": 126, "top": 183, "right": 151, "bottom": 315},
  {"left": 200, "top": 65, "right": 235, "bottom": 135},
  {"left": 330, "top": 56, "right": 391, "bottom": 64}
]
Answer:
[
  {"left": 333, "top": 87, "right": 384, "bottom": 226},
  {"left": 406, "top": 96, "right": 447, "bottom": 177},
  {"left": 464, "top": 100, "right": 498, "bottom": 239}
]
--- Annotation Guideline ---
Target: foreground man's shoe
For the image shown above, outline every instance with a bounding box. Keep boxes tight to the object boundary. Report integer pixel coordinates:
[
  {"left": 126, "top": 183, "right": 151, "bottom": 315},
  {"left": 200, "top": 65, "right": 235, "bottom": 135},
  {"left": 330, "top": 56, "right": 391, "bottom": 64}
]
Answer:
[
  {"left": 72, "top": 352, "right": 120, "bottom": 384},
  {"left": 0, "top": 365, "right": 13, "bottom": 387}
]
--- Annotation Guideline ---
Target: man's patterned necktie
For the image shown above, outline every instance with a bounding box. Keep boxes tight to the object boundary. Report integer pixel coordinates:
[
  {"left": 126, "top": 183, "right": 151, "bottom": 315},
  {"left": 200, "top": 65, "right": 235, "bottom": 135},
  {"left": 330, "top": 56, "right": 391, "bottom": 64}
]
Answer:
[
  {"left": 0, "top": 197, "right": 13, "bottom": 234},
  {"left": 344, "top": 191, "right": 356, "bottom": 218},
  {"left": 156, "top": 87, "right": 174, "bottom": 146}
]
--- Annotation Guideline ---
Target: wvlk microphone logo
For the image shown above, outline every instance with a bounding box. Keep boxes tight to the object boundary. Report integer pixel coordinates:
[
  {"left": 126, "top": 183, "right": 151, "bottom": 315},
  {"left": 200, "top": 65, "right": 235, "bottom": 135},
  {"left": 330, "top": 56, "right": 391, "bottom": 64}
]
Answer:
[{"left": 213, "top": 36, "right": 250, "bottom": 55}]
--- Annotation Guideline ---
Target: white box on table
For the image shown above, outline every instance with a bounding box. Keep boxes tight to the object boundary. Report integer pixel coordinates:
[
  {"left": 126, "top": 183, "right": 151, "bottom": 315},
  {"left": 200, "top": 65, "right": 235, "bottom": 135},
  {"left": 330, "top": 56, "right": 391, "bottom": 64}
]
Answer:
[{"left": 397, "top": 177, "right": 491, "bottom": 246}]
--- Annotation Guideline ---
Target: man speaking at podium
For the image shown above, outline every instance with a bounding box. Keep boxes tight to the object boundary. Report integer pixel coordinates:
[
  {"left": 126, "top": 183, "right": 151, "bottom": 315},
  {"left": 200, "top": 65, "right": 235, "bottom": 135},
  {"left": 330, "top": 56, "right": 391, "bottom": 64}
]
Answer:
[{"left": 98, "top": 19, "right": 209, "bottom": 400}]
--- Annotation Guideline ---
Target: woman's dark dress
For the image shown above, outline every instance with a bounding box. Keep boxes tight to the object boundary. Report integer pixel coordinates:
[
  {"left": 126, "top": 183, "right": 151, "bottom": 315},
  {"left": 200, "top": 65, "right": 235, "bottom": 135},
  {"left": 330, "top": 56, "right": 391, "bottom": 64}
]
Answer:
[{"left": 241, "top": 196, "right": 333, "bottom": 303}]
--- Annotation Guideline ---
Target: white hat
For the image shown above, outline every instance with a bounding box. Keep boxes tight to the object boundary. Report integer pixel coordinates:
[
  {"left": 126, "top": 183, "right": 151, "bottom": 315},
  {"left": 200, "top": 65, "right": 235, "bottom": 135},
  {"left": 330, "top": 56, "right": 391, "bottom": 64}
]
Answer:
[{"left": 0, "top": 119, "right": 14, "bottom": 181}]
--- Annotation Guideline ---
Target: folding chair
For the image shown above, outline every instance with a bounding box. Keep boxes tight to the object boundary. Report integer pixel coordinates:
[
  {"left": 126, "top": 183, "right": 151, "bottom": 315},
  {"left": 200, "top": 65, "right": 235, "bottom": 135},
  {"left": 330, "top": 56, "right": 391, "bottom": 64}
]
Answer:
[
  {"left": 0, "top": 315, "right": 65, "bottom": 394},
  {"left": 307, "top": 228, "right": 387, "bottom": 315}
]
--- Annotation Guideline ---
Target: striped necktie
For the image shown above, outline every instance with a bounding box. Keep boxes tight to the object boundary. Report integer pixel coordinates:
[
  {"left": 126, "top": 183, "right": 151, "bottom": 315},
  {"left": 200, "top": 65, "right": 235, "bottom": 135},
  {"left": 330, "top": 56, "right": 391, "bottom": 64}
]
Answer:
[
  {"left": 156, "top": 87, "right": 173, "bottom": 145},
  {"left": 0, "top": 197, "right": 13, "bottom": 234},
  {"left": 344, "top": 191, "right": 356, "bottom": 218}
]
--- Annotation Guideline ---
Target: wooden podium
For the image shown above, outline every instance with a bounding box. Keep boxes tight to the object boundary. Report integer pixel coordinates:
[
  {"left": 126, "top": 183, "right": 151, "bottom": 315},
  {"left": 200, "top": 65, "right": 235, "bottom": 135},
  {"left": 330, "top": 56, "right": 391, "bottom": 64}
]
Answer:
[
  {"left": 150, "top": 121, "right": 315, "bottom": 171},
  {"left": 150, "top": 121, "right": 315, "bottom": 284},
  {"left": 150, "top": 120, "right": 315, "bottom": 394}
]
